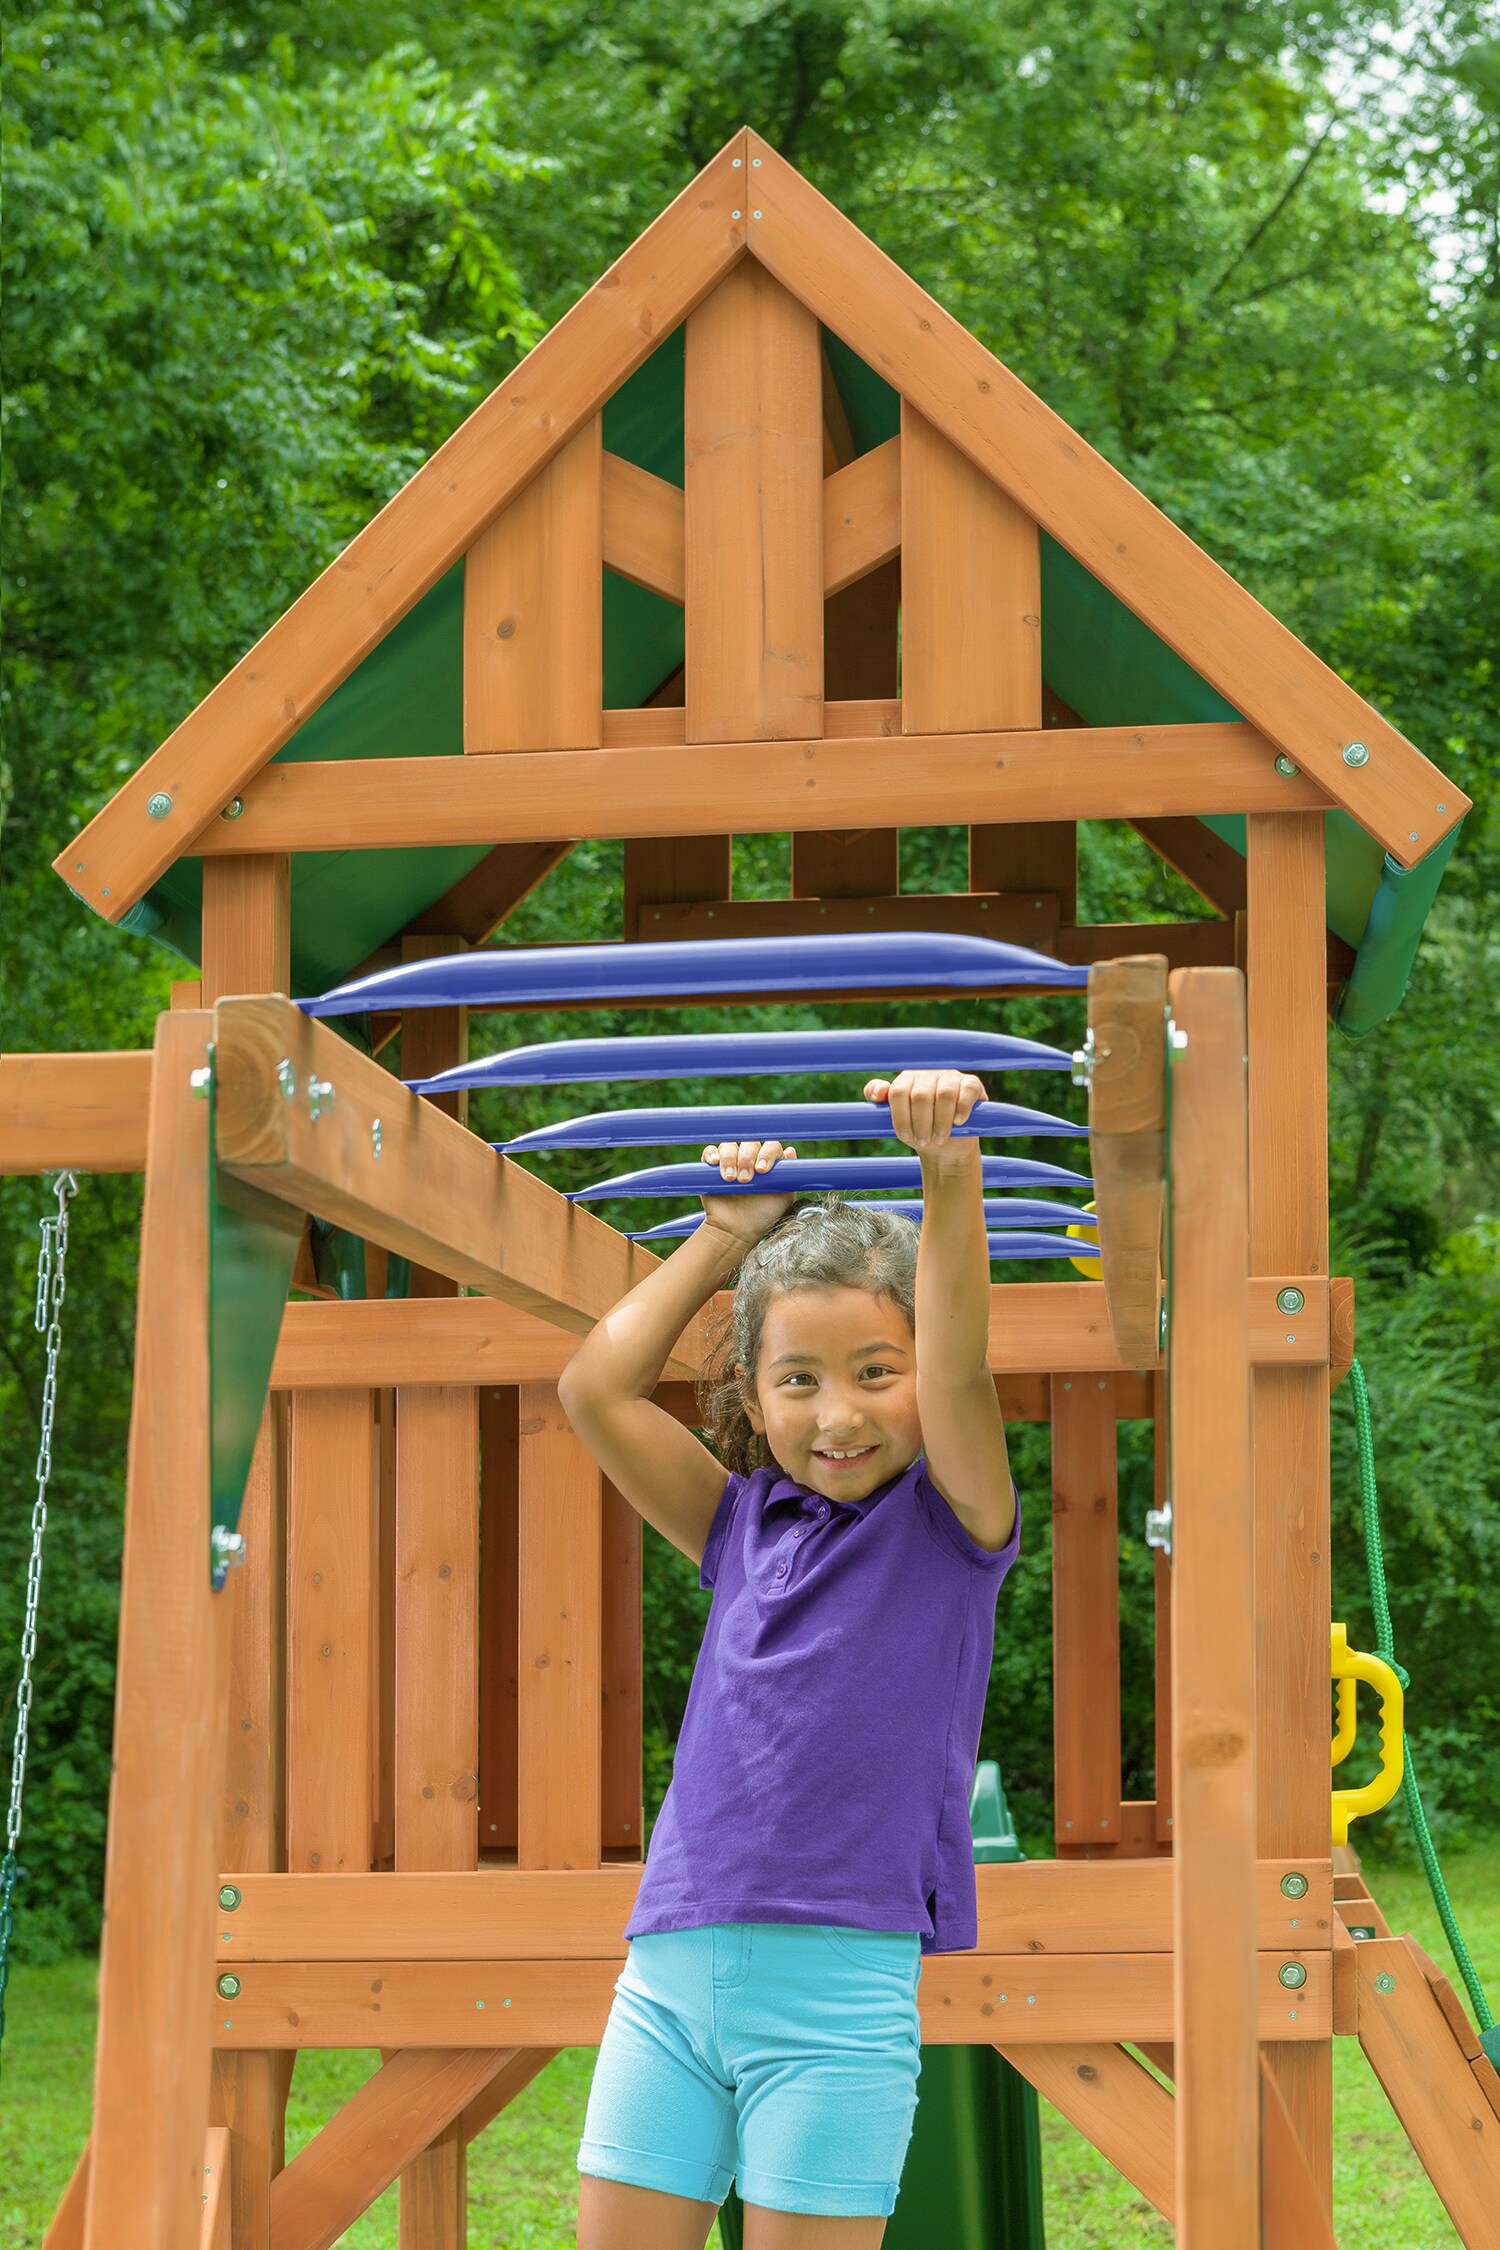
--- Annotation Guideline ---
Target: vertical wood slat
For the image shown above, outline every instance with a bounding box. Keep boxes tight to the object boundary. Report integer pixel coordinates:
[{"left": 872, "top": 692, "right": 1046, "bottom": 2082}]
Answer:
[
  {"left": 1050, "top": 1376, "right": 1122, "bottom": 1853},
  {"left": 600, "top": 1480, "right": 643, "bottom": 1855},
  {"left": 200, "top": 856, "right": 291, "bottom": 999},
  {"left": 793, "top": 557, "right": 901, "bottom": 898},
  {"left": 1168, "top": 966, "right": 1259, "bottom": 2250},
  {"left": 84, "top": 1015, "right": 224, "bottom": 2250},
  {"left": 1152, "top": 1372, "right": 1173, "bottom": 1849},
  {"left": 517, "top": 1383, "right": 602, "bottom": 1870},
  {"left": 479, "top": 1387, "right": 520, "bottom": 1856},
  {"left": 286, "top": 1392, "right": 377, "bottom": 1875},
  {"left": 685, "top": 260, "right": 823, "bottom": 743},
  {"left": 374, "top": 1388, "right": 398, "bottom": 1866},
  {"left": 400, "top": 935, "right": 468, "bottom": 1302},
  {"left": 463, "top": 416, "right": 603, "bottom": 752},
  {"left": 394, "top": 1387, "right": 480, "bottom": 1871},
  {"left": 624, "top": 834, "right": 733, "bottom": 941},
  {"left": 1247, "top": 810, "right": 1334, "bottom": 2208}
]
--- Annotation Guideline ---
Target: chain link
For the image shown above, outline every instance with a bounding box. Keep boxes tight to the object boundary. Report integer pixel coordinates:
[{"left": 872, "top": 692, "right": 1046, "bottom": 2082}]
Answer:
[{"left": 1, "top": 1171, "right": 77, "bottom": 2053}]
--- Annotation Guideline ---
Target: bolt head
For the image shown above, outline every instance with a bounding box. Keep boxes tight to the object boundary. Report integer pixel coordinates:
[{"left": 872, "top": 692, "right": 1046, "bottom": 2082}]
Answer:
[
  {"left": 220, "top": 797, "right": 245, "bottom": 820},
  {"left": 190, "top": 1066, "right": 212, "bottom": 1100},
  {"left": 217, "top": 1973, "right": 242, "bottom": 1999},
  {"left": 372, "top": 1118, "right": 383, "bottom": 1158},
  {"left": 1276, "top": 1286, "right": 1306, "bottom": 1315},
  {"left": 276, "top": 1059, "right": 296, "bottom": 1099},
  {"left": 1342, "top": 741, "right": 1370, "bottom": 767},
  {"left": 1280, "top": 1871, "right": 1310, "bottom": 1899},
  {"left": 147, "top": 791, "right": 173, "bottom": 819},
  {"left": 219, "top": 1883, "right": 243, "bottom": 1911},
  {"left": 211, "top": 1527, "right": 246, "bottom": 1571},
  {"left": 1277, "top": 1960, "right": 1308, "bottom": 1989},
  {"left": 1374, "top": 1971, "right": 1396, "bottom": 1993},
  {"left": 1274, "top": 754, "right": 1300, "bottom": 777}
]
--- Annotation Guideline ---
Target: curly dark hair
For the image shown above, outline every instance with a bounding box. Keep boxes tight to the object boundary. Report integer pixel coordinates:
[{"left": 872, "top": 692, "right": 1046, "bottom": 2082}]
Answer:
[{"left": 697, "top": 1196, "right": 919, "bottom": 1473}]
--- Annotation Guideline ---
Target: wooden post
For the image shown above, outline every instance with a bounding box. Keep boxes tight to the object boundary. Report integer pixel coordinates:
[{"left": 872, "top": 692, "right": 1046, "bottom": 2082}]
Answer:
[
  {"left": 600, "top": 1479, "right": 643, "bottom": 1857},
  {"left": 1152, "top": 1372, "right": 1173, "bottom": 1850},
  {"left": 84, "top": 1014, "right": 226, "bottom": 2250},
  {"left": 201, "top": 857, "right": 291, "bottom": 999},
  {"left": 286, "top": 1392, "right": 377, "bottom": 1874},
  {"left": 1050, "top": 1376, "right": 1122, "bottom": 1854},
  {"left": 478, "top": 1387, "right": 520, "bottom": 1857},
  {"left": 793, "top": 556, "right": 901, "bottom": 897},
  {"left": 399, "top": 935, "right": 468, "bottom": 1301},
  {"left": 1247, "top": 811, "right": 1333, "bottom": 2204},
  {"left": 1167, "top": 965, "right": 1258, "bottom": 2248},
  {"left": 517, "top": 1383, "right": 602, "bottom": 1870}
]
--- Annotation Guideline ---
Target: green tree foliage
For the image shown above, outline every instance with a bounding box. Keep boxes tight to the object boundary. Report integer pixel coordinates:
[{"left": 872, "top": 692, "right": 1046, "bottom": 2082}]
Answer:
[{"left": 3, "top": 0, "right": 1496, "bottom": 1949}]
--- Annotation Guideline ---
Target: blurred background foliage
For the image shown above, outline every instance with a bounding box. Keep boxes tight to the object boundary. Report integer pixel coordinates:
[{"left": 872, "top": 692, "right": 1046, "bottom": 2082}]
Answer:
[{"left": 3, "top": 0, "right": 1496, "bottom": 1954}]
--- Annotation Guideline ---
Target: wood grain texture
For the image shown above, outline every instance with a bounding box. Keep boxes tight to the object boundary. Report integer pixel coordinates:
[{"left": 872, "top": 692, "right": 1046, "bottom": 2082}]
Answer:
[
  {"left": 685, "top": 260, "right": 823, "bottom": 741},
  {"left": 201, "top": 856, "right": 291, "bottom": 1001},
  {"left": 1260, "top": 2054, "right": 1341, "bottom": 2250},
  {"left": 901, "top": 401, "right": 1040, "bottom": 733},
  {"left": 465, "top": 418, "right": 602, "bottom": 753},
  {"left": 601, "top": 450, "right": 685, "bottom": 602},
  {"left": 478, "top": 1389, "right": 520, "bottom": 1857},
  {"left": 517, "top": 1385, "right": 602, "bottom": 1870},
  {"left": 394, "top": 1388, "right": 480, "bottom": 1869},
  {"left": 796, "top": 553, "right": 901, "bottom": 895},
  {"left": 1001, "top": 2044, "right": 1175, "bottom": 2220},
  {"left": 287, "top": 1391, "right": 377, "bottom": 1874},
  {"left": 622, "top": 833, "right": 732, "bottom": 941},
  {"left": 60, "top": 139, "right": 748, "bottom": 915},
  {"left": 1355, "top": 1936, "right": 1500, "bottom": 2244},
  {"left": 1130, "top": 816, "right": 1248, "bottom": 920},
  {"left": 970, "top": 823, "right": 1077, "bottom": 924},
  {"left": 1152, "top": 1373, "right": 1173, "bottom": 1848},
  {"left": 0, "top": 1051, "right": 152, "bottom": 1174},
  {"left": 634, "top": 890, "right": 1059, "bottom": 945},
  {"left": 600, "top": 1479, "right": 643, "bottom": 1855},
  {"left": 84, "top": 1015, "right": 226, "bottom": 2250},
  {"left": 1050, "top": 1377, "right": 1122, "bottom": 1852},
  {"left": 1087, "top": 956, "right": 1168, "bottom": 1365},
  {"left": 41, "top": 2143, "right": 88, "bottom": 2250},
  {"left": 396, "top": 840, "right": 573, "bottom": 947},
  {"left": 823, "top": 436, "right": 901, "bottom": 595},
  {"left": 1166, "top": 967, "right": 1258, "bottom": 2250}
]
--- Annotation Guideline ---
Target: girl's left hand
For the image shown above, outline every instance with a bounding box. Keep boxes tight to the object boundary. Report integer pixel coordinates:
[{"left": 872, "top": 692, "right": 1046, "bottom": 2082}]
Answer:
[{"left": 864, "top": 1069, "right": 986, "bottom": 1151}]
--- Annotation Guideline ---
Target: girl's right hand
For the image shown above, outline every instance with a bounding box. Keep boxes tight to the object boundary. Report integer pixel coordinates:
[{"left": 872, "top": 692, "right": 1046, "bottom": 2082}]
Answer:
[{"left": 700, "top": 1140, "right": 799, "bottom": 1246}]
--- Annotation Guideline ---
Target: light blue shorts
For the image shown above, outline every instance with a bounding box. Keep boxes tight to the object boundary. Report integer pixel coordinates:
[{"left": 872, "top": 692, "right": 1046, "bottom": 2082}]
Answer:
[{"left": 578, "top": 1922, "right": 922, "bottom": 2218}]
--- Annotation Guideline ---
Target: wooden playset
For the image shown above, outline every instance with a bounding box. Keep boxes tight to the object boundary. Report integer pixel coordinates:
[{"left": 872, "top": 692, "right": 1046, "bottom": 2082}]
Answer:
[{"left": 6, "top": 130, "right": 1497, "bottom": 2249}]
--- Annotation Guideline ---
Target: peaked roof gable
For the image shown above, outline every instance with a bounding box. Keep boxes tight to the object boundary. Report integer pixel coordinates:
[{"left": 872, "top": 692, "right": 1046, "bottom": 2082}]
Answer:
[{"left": 57, "top": 129, "right": 1465, "bottom": 923}]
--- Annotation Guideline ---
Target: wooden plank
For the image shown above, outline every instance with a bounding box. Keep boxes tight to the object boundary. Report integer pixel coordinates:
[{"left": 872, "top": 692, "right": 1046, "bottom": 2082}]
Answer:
[
  {"left": 1355, "top": 1936, "right": 1500, "bottom": 2243},
  {"left": 1050, "top": 1377, "right": 1122, "bottom": 1852},
  {"left": 60, "top": 140, "right": 748, "bottom": 916},
  {"left": 1167, "top": 965, "right": 1258, "bottom": 2250},
  {"left": 215, "top": 1858, "right": 1331, "bottom": 1962},
  {"left": 1087, "top": 957, "right": 1168, "bottom": 1365},
  {"left": 1329, "top": 1275, "right": 1355, "bottom": 1390},
  {"left": 395, "top": 1388, "right": 480, "bottom": 1868},
  {"left": 796, "top": 554, "right": 901, "bottom": 896},
  {"left": 212, "top": 996, "right": 698, "bottom": 1369},
  {"left": 1247, "top": 810, "right": 1334, "bottom": 2203},
  {"left": 400, "top": 935, "right": 467, "bottom": 1302},
  {"left": 193, "top": 722, "right": 1326, "bottom": 854},
  {"left": 84, "top": 1014, "right": 226, "bottom": 2250},
  {"left": 478, "top": 1389, "right": 520, "bottom": 1857},
  {"left": 1331, "top": 1921, "right": 1360, "bottom": 2034},
  {"left": 789, "top": 824, "right": 901, "bottom": 901},
  {"left": 601, "top": 451, "right": 685, "bottom": 602},
  {"left": 1130, "top": 817, "right": 1247, "bottom": 920},
  {"left": 287, "top": 1392, "right": 377, "bottom": 1873},
  {"left": 465, "top": 417, "right": 602, "bottom": 753},
  {"left": 1001, "top": 2044, "right": 1174, "bottom": 2221},
  {"left": 823, "top": 436, "right": 901, "bottom": 595},
  {"left": 517, "top": 1384, "right": 602, "bottom": 1870},
  {"left": 622, "top": 833, "right": 732, "bottom": 943},
  {"left": 635, "top": 890, "right": 1058, "bottom": 946},
  {"left": 607, "top": 696, "right": 901, "bottom": 747},
  {"left": 1057, "top": 920, "right": 1236, "bottom": 969},
  {"left": 201, "top": 856, "right": 291, "bottom": 999},
  {"left": 42, "top": 2142, "right": 89, "bottom": 2250},
  {"left": 200, "top": 2127, "right": 231, "bottom": 2250},
  {"left": 901, "top": 400, "right": 1040, "bottom": 734},
  {"left": 216, "top": 1950, "right": 1331, "bottom": 2050},
  {"left": 1404, "top": 1935, "right": 1484, "bottom": 2061},
  {"left": 745, "top": 131, "right": 1466, "bottom": 864},
  {"left": 600, "top": 1480, "right": 643, "bottom": 1855},
  {"left": 685, "top": 260, "right": 822, "bottom": 742},
  {"left": 374, "top": 1390, "right": 397, "bottom": 1865},
  {"left": 392, "top": 840, "right": 572, "bottom": 947},
  {"left": 0, "top": 1051, "right": 152, "bottom": 1174},
  {"left": 1152, "top": 1374, "right": 1173, "bottom": 1847},
  {"left": 971, "top": 824, "right": 1077, "bottom": 925},
  {"left": 266, "top": 2049, "right": 519, "bottom": 2250},
  {"left": 459, "top": 2048, "right": 558, "bottom": 2145},
  {"left": 1260, "top": 2055, "right": 1341, "bottom": 2250}
]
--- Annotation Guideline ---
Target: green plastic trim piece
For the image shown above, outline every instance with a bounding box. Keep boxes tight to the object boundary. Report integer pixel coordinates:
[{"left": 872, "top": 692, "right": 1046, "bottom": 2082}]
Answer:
[
  {"left": 1333, "top": 824, "right": 1462, "bottom": 1041},
  {"left": 969, "top": 1757, "right": 1026, "bottom": 1864}
]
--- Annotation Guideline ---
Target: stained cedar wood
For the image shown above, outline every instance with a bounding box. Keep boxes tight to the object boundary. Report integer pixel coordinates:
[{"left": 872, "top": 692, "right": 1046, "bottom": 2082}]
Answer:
[
  {"left": 623, "top": 834, "right": 733, "bottom": 940},
  {"left": 685, "top": 260, "right": 822, "bottom": 742},
  {"left": 823, "top": 437, "right": 901, "bottom": 595},
  {"left": 215, "top": 1952, "right": 1331, "bottom": 2050},
  {"left": 1167, "top": 968, "right": 1259, "bottom": 2249},
  {"left": 0, "top": 1051, "right": 152, "bottom": 1174},
  {"left": 601, "top": 450, "right": 685, "bottom": 601},
  {"left": 517, "top": 1384, "right": 602, "bottom": 1870},
  {"left": 190, "top": 721, "right": 1328, "bottom": 854},
  {"left": 1086, "top": 957, "right": 1168, "bottom": 1366},
  {"left": 200, "top": 2128, "right": 231, "bottom": 2250},
  {"left": 465, "top": 417, "right": 602, "bottom": 753},
  {"left": 83, "top": 1015, "right": 224, "bottom": 2250},
  {"left": 1354, "top": 1937, "right": 1500, "bottom": 2242},
  {"left": 400, "top": 933, "right": 467, "bottom": 1301},
  {"left": 745, "top": 130, "right": 1465, "bottom": 861},
  {"left": 41, "top": 2146, "right": 88, "bottom": 2250},
  {"left": 392, "top": 840, "right": 573, "bottom": 949},
  {"left": 1130, "top": 816, "right": 1248, "bottom": 920},
  {"left": 1001, "top": 2045, "right": 1174, "bottom": 2220},
  {"left": 1050, "top": 1377, "right": 1123, "bottom": 1853},
  {"left": 478, "top": 1389, "right": 521, "bottom": 1856},
  {"left": 200, "top": 855, "right": 291, "bottom": 999},
  {"left": 1248, "top": 811, "right": 1335, "bottom": 2203},
  {"left": 1260, "top": 2057, "right": 1342, "bottom": 2250},
  {"left": 1152, "top": 1373, "right": 1173, "bottom": 1847},
  {"left": 794, "top": 554, "right": 901, "bottom": 896},
  {"left": 59, "top": 137, "right": 749, "bottom": 917},
  {"left": 600, "top": 1479, "right": 644, "bottom": 1854},
  {"left": 634, "top": 891, "right": 1059, "bottom": 947},
  {"left": 286, "top": 1392, "right": 377, "bottom": 1875}
]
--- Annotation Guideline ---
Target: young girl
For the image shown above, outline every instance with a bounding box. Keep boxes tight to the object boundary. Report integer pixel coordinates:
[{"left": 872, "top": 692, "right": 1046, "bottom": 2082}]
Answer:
[{"left": 560, "top": 1070, "right": 1021, "bottom": 2250}]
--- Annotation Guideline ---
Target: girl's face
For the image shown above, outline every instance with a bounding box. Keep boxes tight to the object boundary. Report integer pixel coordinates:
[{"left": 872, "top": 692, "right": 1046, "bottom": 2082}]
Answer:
[{"left": 741, "top": 1285, "right": 922, "bottom": 1501}]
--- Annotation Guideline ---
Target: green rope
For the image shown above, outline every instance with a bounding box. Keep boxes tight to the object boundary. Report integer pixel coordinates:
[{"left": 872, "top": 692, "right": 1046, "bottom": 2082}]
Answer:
[{"left": 1348, "top": 1357, "right": 1496, "bottom": 2052}]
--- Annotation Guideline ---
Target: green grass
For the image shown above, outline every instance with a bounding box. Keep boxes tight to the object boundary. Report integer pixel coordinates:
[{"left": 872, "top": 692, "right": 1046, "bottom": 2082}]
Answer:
[{"left": 5, "top": 1844, "right": 1494, "bottom": 2248}]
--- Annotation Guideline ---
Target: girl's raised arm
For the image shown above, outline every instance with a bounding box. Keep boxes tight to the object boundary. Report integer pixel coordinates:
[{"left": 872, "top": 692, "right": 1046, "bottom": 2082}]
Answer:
[
  {"left": 557, "top": 1139, "right": 796, "bottom": 1565},
  {"left": 864, "top": 1072, "right": 1015, "bottom": 1551}
]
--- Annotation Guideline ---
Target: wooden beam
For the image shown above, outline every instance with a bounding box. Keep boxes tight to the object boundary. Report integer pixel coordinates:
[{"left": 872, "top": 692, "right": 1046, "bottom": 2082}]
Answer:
[
  {"left": 201, "top": 856, "right": 292, "bottom": 1000},
  {"left": 1086, "top": 957, "right": 1167, "bottom": 1366},
  {"left": 685, "top": 260, "right": 822, "bottom": 741},
  {"left": 191, "top": 723, "right": 1329, "bottom": 854},
  {"left": 601, "top": 451, "right": 685, "bottom": 602},
  {"left": 394, "top": 1388, "right": 480, "bottom": 1870},
  {"left": 608, "top": 696, "right": 898, "bottom": 745},
  {"left": 397, "top": 840, "right": 573, "bottom": 947},
  {"left": 478, "top": 1388, "right": 520, "bottom": 1857},
  {"left": 623, "top": 833, "right": 733, "bottom": 942},
  {"left": 59, "top": 139, "right": 749, "bottom": 917},
  {"left": 211, "top": 996, "right": 698, "bottom": 1367},
  {"left": 902, "top": 402, "right": 1040, "bottom": 733},
  {"left": 745, "top": 131, "right": 1467, "bottom": 864},
  {"left": 458, "top": 2047, "right": 559, "bottom": 2146},
  {"left": 465, "top": 418, "right": 602, "bottom": 753},
  {"left": 1050, "top": 1377, "right": 1122, "bottom": 1852},
  {"left": 84, "top": 1015, "right": 225, "bottom": 2250},
  {"left": 1057, "top": 920, "right": 1235, "bottom": 969},
  {"left": 287, "top": 1393, "right": 377, "bottom": 1873},
  {"left": 971, "top": 824, "right": 1077, "bottom": 926},
  {"left": 517, "top": 1385, "right": 602, "bottom": 1870},
  {"left": 0, "top": 1051, "right": 152, "bottom": 1173},
  {"left": 1167, "top": 966, "right": 1258, "bottom": 2250},
  {"left": 1354, "top": 1936, "right": 1500, "bottom": 2244},
  {"left": 634, "top": 891, "right": 1058, "bottom": 946},
  {"left": 1130, "top": 816, "right": 1247, "bottom": 920},
  {"left": 600, "top": 1479, "right": 643, "bottom": 1856},
  {"left": 1001, "top": 2044, "right": 1174, "bottom": 2221},
  {"left": 823, "top": 436, "right": 901, "bottom": 596},
  {"left": 1260, "top": 2053, "right": 1341, "bottom": 2250},
  {"left": 41, "top": 2142, "right": 89, "bottom": 2250}
]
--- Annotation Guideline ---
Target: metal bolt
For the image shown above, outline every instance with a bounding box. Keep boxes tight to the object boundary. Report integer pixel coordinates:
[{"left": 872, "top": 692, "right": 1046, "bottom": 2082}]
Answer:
[
  {"left": 731, "top": 210, "right": 742, "bottom": 220},
  {"left": 372, "top": 1118, "right": 383, "bottom": 1158},
  {"left": 277, "top": 1058, "right": 296, "bottom": 1099},
  {"left": 219, "top": 1884, "right": 243, "bottom": 1911},
  {"left": 1274, "top": 754, "right": 1300, "bottom": 777},
  {"left": 307, "top": 1077, "right": 334, "bottom": 1122},
  {"left": 1278, "top": 1960, "right": 1308, "bottom": 1989},
  {"left": 752, "top": 156, "right": 762, "bottom": 166},
  {"left": 1145, "top": 1502, "right": 1173, "bottom": 1553},
  {"left": 1071, "top": 1029, "right": 1095, "bottom": 1087},
  {"left": 147, "top": 791, "right": 173, "bottom": 819},
  {"left": 731, "top": 156, "right": 742, "bottom": 167},
  {"left": 1277, "top": 1287, "right": 1305, "bottom": 1315},
  {"left": 220, "top": 798, "right": 244, "bottom": 821},
  {"left": 1280, "top": 1872, "right": 1309, "bottom": 1900},
  {"left": 1169, "top": 1026, "right": 1188, "bottom": 1052},
  {"left": 211, "top": 1526, "right": 246, "bottom": 1575},
  {"left": 217, "top": 1973, "right": 242, "bottom": 1999},
  {"left": 1375, "top": 1971, "right": 1395, "bottom": 1993},
  {"left": 1342, "top": 741, "right": 1370, "bottom": 767},
  {"left": 190, "top": 1066, "right": 212, "bottom": 1100},
  {"left": 752, "top": 209, "right": 762, "bottom": 219}
]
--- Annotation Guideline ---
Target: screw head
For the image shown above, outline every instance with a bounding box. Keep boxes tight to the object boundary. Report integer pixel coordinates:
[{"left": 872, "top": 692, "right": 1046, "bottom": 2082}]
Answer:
[
  {"left": 372, "top": 1118, "right": 383, "bottom": 1158},
  {"left": 307, "top": 1077, "right": 335, "bottom": 1122},
  {"left": 147, "top": 791, "right": 173, "bottom": 819},
  {"left": 1375, "top": 1971, "right": 1396, "bottom": 1993},
  {"left": 1343, "top": 741, "right": 1370, "bottom": 767},
  {"left": 220, "top": 797, "right": 245, "bottom": 821},
  {"left": 276, "top": 1059, "right": 296, "bottom": 1099},
  {"left": 1274, "top": 754, "right": 1300, "bottom": 777},
  {"left": 190, "top": 1066, "right": 212, "bottom": 1100},
  {"left": 1278, "top": 1960, "right": 1308, "bottom": 1989},
  {"left": 219, "top": 1883, "right": 243, "bottom": 1911},
  {"left": 1277, "top": 1287, "right": 1306, "bottom": 1315},
  {"left": 211, "top": 1526, "right": 246, "bottom": 1573},
  {"left": 217, "top": 1973, "right": 242, "bottom": 1999},
  {"left": 1280, "top": 1871, "right": 1310, "bottom": 1899}
]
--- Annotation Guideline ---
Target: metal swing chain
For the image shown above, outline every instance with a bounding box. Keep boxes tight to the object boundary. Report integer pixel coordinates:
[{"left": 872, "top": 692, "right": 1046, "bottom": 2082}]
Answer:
[{"left": 0, "top": 1171, "right": 78, "bottom": 2053}]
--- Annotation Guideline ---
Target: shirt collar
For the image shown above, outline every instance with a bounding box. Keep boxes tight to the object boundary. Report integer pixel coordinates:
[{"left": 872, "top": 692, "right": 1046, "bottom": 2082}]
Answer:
[{"left": 760, "top": 1457, "right": 920, "bottom": 1520}]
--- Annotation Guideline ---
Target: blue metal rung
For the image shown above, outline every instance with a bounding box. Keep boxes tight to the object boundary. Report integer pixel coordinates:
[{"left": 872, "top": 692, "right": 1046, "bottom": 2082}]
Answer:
[
  {"left": 628, "top": 1225, "right": 1097, "bottom": 1260},
  {"left": 500, "top": 1100, "right": 1084, "bottom": 1155},
  {"left": 407, "top": 1026, "right": 1072, "bottom": 1094},
  {"left": 626, "top": 1198, "right": 1096, "bottom": 1239},
  {"left": 570, "top": 1156, "right": 1093, "bottom": 1201},
  {"left": 303, "top": 931, "right": 1089, "bottom": 1017}
]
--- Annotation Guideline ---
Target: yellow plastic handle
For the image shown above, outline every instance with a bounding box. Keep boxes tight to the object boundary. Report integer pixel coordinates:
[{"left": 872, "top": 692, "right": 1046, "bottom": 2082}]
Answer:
[
  {"left": 1329, "top": 1622, "right": 1404, "bottom": 1845},
  {"left": 1067, "top": 1200, "right": 1101, "bottom": 1278}
]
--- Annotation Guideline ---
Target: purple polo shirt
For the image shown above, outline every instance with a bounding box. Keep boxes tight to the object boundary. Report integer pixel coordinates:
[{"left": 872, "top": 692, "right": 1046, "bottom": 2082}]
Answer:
[{"left": 624, "top": 1453, "right": 1020, "bottom": 1955}]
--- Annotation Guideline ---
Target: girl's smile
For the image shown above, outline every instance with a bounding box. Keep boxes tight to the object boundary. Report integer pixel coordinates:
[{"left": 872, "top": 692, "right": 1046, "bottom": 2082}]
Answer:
[{"left": 742, "top": 1284, "right": 924, "bottom": 1502}]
